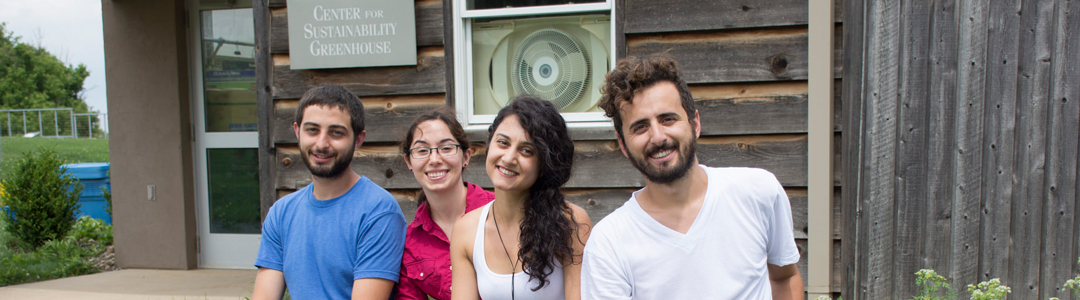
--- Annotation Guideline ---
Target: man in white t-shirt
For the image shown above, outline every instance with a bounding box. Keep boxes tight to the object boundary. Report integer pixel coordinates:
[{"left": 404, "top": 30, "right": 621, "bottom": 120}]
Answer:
[{"left": 581, "top": 53, "right": 804, "bottom": 300}]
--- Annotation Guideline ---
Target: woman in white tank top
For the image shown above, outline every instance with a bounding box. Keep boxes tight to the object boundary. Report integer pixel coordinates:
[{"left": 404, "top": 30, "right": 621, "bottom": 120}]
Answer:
[{"left": 449, "top": 96, "right": 592, "bottom": 300}]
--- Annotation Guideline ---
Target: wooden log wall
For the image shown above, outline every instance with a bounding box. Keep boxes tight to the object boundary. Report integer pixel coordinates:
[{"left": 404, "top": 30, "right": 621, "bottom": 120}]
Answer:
[
  {"left": 256, "top": 0, "right": 845, "bottom": 295},
  {"left": 843, "top": 0, "right": 1080, "bottom": 299}
]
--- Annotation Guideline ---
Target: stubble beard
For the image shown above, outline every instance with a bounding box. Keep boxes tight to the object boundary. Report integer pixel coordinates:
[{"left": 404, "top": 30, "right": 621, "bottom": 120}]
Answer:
[
  {"left": 626, "top": 135, "right": 698, "bottom": 184},
  {"left": 301, "top": 145, "right": 355, "bottom": 179}
]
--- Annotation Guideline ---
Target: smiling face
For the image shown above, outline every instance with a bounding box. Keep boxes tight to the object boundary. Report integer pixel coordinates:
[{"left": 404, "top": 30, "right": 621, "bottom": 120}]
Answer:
[
  {"left": 617, "top": 81, "right": 700, "bottom": 184},
  {"left": 406, "top": 119, "right": 470, "bottom": 195},
  {"left": 485, "top": 114, "right": 539, "bottom": 196},
  {"left": 294, "top": 105, "right": 362, "bottom": 179}
]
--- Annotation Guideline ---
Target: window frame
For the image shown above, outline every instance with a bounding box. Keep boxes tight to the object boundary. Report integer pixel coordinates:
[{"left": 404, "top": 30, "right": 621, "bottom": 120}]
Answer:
[{"left": 451, "top": 0, "right": 618, "bottom": 130}]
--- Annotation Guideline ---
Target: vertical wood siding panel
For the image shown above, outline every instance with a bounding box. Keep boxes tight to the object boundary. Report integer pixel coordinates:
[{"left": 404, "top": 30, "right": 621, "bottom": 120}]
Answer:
[
  {"left": 1008, "top": 0, "right": 1054, "bottom": 297},
  {"left": 863, "top": 0, "right": 901, "bottom": 298},
  {"left": 980, "top": 0, "right": 1021, "bottom": 284},
  {"left": 923, "top": 0, "right": 959, "bottom": 289},
  {"left": 255, "top": 0, "right": 277, "bottom": 218},
  {"left": 1041, "top": 0, "right": 1080, "bottom": 298},
  {"left": 893, "top": 0, "right": 932, "bottom": 297},
  {"left": 952, "top": 0, "right": 989, "bottom": 290},
  {"left": 841, "top": 0, "right": 867, "bottom": 297}
]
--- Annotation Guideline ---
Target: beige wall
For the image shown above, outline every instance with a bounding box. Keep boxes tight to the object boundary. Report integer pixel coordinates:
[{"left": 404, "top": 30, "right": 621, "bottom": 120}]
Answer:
[{"left": 102, "top": 0, "right": 197, "bottom": 269}]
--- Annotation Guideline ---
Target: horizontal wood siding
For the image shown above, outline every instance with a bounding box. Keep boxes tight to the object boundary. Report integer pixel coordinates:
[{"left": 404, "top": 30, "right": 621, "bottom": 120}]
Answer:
[
  {"left": 260, "top": 0, "right": 845, "bottom": 295},
  {"left": 845, "top": 0, "right": 1080, "bottom": 299}
]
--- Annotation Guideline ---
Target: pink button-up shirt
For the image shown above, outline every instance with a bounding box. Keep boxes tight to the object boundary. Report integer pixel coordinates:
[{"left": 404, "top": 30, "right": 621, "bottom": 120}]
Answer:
[{"left": 397, "top": 182, "right": 495, "bottom": 300}]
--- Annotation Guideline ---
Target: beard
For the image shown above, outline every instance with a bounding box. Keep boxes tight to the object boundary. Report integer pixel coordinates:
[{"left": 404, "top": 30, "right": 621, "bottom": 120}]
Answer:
[
  {"left": 301, "top": 144, "right": 355, "bottom": 179},
  {"left": 625, "top": 135, "right": 697, "bottom": 184}
]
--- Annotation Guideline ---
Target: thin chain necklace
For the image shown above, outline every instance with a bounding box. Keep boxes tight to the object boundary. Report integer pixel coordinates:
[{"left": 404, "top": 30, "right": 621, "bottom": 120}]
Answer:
[{"left": 492, "top": 201, "right": 517, "bottom": 300}]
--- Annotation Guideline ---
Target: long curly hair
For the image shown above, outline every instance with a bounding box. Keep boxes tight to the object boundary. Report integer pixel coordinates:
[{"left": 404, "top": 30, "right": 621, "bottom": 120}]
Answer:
[
  {"left": 487, "top": 95, "right": 577, "bottom": 291},
  {"left": 399, "top": 106, "right": 471, "bottom": 205}
]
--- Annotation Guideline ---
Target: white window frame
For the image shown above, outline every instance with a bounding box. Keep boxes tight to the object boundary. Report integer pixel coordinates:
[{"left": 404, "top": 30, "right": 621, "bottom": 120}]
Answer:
[{"left": 451, "top": 0, "right": 617, "bottom": 131}]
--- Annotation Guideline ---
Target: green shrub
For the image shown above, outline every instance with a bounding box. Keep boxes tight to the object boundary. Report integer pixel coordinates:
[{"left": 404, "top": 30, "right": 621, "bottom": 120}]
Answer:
[
  {"left": 967, "top": 278, "right": 1010, "bottom": 300},
  {"left": 913, "top": 269, "right": 956, "bottom": 300},
  {"left": 68, "top": 216, "right": 112, "bottom": 245},
  {"left": 0, "top": 146, "right": 82, "bottom": 248},
  {"left": 0, "top": 237, "right": 99, "bottom": 286},
  {"left": 99, "top": 186, "right": 112, "bottom": 218}
]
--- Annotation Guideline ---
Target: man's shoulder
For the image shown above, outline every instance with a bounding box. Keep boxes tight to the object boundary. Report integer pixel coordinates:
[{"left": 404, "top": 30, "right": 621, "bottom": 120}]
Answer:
[
  {"left": 589, "top": 203, "right": 637, "bottom": 240},
  {"left": 349, "top": 176, "right": 401, "bottom": 208},
  {"left": 702, "top": 166, "right": 777, "bottom": 181},
  {"left": 267, "top": 185, "right": 311, "bottom": 214}
]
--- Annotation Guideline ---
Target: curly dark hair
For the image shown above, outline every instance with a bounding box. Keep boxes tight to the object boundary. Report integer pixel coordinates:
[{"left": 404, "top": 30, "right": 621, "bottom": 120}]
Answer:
[
  {"left": 597, "top": 53, "right": 697, "bottom": 141},
  {"left": 487, "top": 95, "right": 577, "bottom": 291},
  {"left": 294, "top": 84, "right": 366, "bottom": 135},
  {"left": 399, "top": 106, "right": 471, "bottom": 205}
]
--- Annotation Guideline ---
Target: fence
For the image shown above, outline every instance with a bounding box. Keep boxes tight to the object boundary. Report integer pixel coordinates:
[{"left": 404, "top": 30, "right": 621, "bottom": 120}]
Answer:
[{"left": 0, "top": 108, "right": 107, "bottom": 138}]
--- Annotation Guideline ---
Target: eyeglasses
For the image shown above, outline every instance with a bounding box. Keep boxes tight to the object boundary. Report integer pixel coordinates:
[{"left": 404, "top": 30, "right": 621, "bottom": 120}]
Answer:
[{"left": 408, "top": 144, "right": 461, "bottom": 159}]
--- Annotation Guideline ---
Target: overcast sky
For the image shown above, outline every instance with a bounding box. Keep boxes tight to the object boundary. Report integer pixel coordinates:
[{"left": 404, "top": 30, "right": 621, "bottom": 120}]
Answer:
[{"left": 0, "top": 0, "right": 107, "bottom": 115}]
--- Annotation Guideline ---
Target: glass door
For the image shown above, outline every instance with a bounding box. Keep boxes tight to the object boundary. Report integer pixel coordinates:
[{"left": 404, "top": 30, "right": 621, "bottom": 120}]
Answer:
[{"left": 190, "top": 4, "right": 261, "bottom": 269}]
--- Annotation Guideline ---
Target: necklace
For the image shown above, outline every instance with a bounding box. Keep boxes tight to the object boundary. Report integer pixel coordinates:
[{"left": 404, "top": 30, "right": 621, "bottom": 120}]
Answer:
[{"left": 492, "top": 201, "right": 517, "bottom": 300}]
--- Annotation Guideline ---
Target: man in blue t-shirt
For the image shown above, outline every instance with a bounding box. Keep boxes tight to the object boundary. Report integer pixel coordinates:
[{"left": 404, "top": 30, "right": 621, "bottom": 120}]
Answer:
[{"left": 253, "top": 84, "right": 406, "bottom": 300}]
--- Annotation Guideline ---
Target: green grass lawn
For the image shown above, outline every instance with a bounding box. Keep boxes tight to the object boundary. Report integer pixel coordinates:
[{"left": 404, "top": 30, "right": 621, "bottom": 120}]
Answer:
[{"left": 0, "top": 137, "right": 109, "bottom": 180}]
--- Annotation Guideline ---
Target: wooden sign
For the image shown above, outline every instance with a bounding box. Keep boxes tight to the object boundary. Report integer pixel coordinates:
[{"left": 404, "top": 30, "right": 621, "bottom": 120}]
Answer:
[{"left": 287, "top": 0, "right": 417, "bottom": 69}]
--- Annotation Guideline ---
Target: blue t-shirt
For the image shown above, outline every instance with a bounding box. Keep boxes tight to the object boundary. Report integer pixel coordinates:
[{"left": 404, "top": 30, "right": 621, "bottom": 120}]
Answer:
[{"left": 255, "top": 176, "right": 406, "bottom": 299}]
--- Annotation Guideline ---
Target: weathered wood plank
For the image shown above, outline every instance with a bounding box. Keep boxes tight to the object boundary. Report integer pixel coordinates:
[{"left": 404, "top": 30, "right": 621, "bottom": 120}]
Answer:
[
  {"left": 862, "top": 0, "right": 901, "bottom": 298},
  {"left": 269, "top": 0, "right": 285, "bottom": 8},
  {"left": 841, "top": 0, "right": 866, "bottom": 296},
  {"left": 626, "top": 28, "right": 813, "bottom": 83},
  {"left": 892, "top": 0, "right": 933, "bottom": 297},
  {"left": 441, "top": 0, "right": 456, "bottom": 107},
  {"left": 950, "top": 0, "right": 989, "bottom": 290},
  {"left": 794, "top": 239, "right": 844, "bottom": 292},
  {"left": 692, "top": 82, "right": 808, "bottom": 134},
  {"left": 921, "top": 1, "right": 959, "bottom": 286},
  {"left": 1043, "top": 0, "right": 1080, "bottom": 298},
  {"left": 269, "top": 0, "right": 444, "bottom": 54},
  {"left": 787, "top": 188, "right": 843, "bottom": 240},
  {"left": 623, "top": 0, "right": 809, "bottom": 34},
  {"left": 272, "top": 47, "right": 446, "bottom": 99},
  {"left": 272, "top": 94, "right": 447, "bottom": 144},
  {"left": 255, "top": 0, "right": 276, "bottom": 221},
  {"left": 274, "top": 135, "right": 811, "bottom": 190},
  {"left": 979, "top": 0, "right": 1021, "bottom": 284},
  {"left": 273, "top": 82, "right": 816, "bottom": 143},
  {"left": 1008, "top": 0, "right": 1054, "bottom": 298}
]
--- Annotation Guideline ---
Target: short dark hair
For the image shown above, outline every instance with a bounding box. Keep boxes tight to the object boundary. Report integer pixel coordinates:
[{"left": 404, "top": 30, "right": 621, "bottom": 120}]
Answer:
[
  {"left": 294, "top": 84, "right": 365, "bottom": 135},
  {"left": 487, "top": 95, "right": 577, "bottom": 291},
  {"left": 597, "top": 53, "right": 696, "bottom": 140}
]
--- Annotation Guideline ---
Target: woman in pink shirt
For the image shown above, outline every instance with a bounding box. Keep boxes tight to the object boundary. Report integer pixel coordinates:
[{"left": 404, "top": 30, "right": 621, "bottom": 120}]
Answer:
[{"left": 397, "top": 107, "right": 495, "bottom": 300}]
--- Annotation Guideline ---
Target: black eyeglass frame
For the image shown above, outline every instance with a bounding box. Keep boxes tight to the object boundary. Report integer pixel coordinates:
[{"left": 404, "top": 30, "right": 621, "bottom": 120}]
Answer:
[{"left": 408, "top": 144, "right": 462, "bottom": 159}]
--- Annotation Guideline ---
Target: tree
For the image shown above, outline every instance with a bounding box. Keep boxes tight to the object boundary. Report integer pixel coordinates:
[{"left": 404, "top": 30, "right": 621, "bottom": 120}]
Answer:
[{"left": 0, "top": 22, "right": 97, "bottom": 136}]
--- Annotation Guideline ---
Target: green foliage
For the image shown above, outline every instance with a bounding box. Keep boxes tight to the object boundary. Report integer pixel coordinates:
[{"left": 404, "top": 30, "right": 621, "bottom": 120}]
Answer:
[
  {"left": 0, "top": 236, "right": 100, "bottom": 286},
  {"left": 0, "top": 23, "right": 91, "bottom": 110},
  {"left": 0, "top": 146, "right": 81, "bottom": 248},
  {"left": 913, "top": 269, "right": 957, "bottom": 300},
  {"left": 0, "top": 22, "right": 100, "bottom": 137},
  {"left": 100, "top": 186, "right": 112, "bottom": 218},
  {"left": 0, "top": 137, "right": 110, "bottom": 181},
  {"left": 967, "top": 278, "right": 1010, "bottom": 300},
  {"left": 68, "top": 216, "right": 112, "bottom": 245},
  {"left": 1064, "top": 257, "right": 1080, "bottom": 299}
]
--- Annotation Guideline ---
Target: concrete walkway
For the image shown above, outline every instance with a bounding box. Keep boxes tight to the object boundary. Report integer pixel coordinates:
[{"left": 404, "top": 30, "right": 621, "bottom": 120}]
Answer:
[{"left": 0, "top": 269, "right": 257, "bottom": 299}]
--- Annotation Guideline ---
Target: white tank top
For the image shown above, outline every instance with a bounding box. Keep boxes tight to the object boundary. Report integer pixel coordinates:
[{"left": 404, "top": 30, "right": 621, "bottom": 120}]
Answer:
[{"left": 473, "top": 202, "right": 565, "bottom": 300}]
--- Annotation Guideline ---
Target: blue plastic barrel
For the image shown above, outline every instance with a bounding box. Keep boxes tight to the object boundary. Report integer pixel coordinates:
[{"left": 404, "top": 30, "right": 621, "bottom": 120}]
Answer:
[{"left": 61, "top": 162, "right": 111, "bottom": 224}]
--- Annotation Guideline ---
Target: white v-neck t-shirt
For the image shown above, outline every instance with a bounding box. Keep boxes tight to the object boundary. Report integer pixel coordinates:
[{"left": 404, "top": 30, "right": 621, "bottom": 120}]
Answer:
[{"left": 582, "top": 166, "right": 800, "bottom": 299}]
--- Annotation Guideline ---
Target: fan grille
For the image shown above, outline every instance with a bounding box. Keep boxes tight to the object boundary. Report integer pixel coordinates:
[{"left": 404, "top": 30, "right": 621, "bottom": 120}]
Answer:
[{"left": 510, "top": 29, "right": 591, "bottom": 110}]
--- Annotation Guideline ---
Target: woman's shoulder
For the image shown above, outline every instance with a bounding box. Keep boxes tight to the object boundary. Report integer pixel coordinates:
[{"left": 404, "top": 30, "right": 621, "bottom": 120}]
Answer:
[
  {"left": 565, "top": 201, "right": 592, "bottom": 227},
  {"left": 451, "top": 203, "right": 486, "bottom": 248}
]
